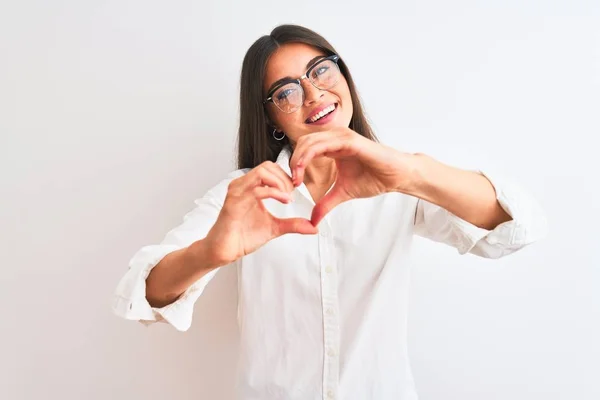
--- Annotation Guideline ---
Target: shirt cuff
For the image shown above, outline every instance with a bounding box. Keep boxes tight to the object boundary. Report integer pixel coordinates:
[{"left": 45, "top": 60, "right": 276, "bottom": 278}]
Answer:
[
  {"left": 446, "top": 170, "right": 548, "bottom": 256},
  {"left": 112, "top": 244, "right": 218, "bottom": 332}
]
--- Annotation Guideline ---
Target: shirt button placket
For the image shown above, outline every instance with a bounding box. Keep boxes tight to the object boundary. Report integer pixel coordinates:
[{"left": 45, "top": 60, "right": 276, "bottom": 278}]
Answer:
[{"left": 319, "top": 220, "right": 339, "bottom": 400}]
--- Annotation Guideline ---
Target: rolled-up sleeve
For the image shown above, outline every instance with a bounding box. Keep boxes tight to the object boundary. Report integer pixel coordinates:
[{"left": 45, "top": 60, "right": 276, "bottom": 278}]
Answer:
[
  {"left": 413, "top": 170, "right": 548, "bottom": 259},
  {"left": 112, "top": 171, "right": 244, "bottom": 331}
]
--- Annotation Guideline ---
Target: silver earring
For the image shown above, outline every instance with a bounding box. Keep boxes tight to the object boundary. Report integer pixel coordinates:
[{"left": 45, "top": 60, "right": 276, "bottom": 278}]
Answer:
[{"left": 272, "top": 128, "right": 286, "bottom": 141}]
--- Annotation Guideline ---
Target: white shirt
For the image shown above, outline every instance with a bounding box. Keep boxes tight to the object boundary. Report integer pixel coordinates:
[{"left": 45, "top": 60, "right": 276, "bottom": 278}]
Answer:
[{"left": 113, "top": 145, "right": 547, "bottom": 400}]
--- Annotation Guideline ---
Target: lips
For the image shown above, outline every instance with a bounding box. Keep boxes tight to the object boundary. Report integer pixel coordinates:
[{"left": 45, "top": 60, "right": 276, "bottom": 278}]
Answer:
[{"left": 305, "top": 103, "right": 337, "bottom": 124}]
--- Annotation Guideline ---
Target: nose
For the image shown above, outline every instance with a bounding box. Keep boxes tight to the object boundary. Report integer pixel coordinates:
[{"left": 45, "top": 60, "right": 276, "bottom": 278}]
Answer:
[{"left": 302, "top": 79, "right": 324, "bottom": 106}]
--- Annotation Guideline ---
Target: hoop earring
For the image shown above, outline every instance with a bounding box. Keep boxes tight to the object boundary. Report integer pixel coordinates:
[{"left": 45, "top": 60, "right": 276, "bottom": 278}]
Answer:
[{"left": 272, "top": 128, "right": 286, "bottom": 141}]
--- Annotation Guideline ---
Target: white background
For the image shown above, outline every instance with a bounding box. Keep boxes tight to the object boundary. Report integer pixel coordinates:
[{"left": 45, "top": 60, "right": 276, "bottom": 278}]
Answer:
[{"left": 1, "top": 1, "right": 598, "bottom": 399}]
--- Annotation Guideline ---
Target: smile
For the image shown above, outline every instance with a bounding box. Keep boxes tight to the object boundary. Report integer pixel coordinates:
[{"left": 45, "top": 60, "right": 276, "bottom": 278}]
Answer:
[{"left": 306, "top": 104, "right": 338, "bottom": 124}]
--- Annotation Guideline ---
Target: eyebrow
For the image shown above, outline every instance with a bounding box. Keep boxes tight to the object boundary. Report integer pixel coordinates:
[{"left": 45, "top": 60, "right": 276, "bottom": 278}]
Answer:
[{"left": 266, "top": 55, "right": 326, "bottom": 96}]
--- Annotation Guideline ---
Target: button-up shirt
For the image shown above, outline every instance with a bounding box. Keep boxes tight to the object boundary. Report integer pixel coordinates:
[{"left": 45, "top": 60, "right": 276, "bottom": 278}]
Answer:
[{"left": 113, "top": 145, "right": 547, "bottom": 400}]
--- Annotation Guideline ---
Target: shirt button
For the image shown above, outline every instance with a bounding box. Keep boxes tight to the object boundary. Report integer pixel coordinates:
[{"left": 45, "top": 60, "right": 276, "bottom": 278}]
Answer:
[
  {"left": 325, "top": 266, "right": 333, "bottom": 274},
  {"left": 320, "top": 230, "right": 329, "bottom": 238},
  {"left": 327, "top": 348, "right": 337, "bottom": 357},
  {"left": 326, "top": 308, "right": 334, "bottom": 315},
  {"left": 327, "top": 390, "right": 335, "bottom": 398}
]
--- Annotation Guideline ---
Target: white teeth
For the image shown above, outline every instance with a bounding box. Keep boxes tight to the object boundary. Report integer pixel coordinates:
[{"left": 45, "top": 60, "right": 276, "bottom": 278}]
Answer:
[{"left": 310, "top": 105, "right": 335, "bottom": 122}]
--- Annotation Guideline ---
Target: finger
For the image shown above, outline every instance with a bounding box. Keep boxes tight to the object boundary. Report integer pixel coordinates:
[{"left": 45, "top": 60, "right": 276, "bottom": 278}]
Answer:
[
  {"left": 244, "top": 164, "right": 287, "bottom": 192},
  {"left": 311, "top": 186, "right": 349, "bottom": 226},
  {"left": 275, "top": 217, "right": 319, "bottom": 236},
  {"left": 293, "top": 139, "right": 348, "bottom": 186},
  {"left": 289, "top": 134, "right": 324, "bottom": 184},
  {"left": 252, "top": 186, "right": 292, "bottom": 204},
  {"left": 257, "top": 166, "right": 288, "bottom": 192},
  {"left": 262, "top": 162, "right": 295, "bottom": 193}
]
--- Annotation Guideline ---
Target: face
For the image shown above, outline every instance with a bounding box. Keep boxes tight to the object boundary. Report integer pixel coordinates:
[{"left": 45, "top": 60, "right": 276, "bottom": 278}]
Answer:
[{"left": 263, "top": 43, "right": 353, "bottom": 144}]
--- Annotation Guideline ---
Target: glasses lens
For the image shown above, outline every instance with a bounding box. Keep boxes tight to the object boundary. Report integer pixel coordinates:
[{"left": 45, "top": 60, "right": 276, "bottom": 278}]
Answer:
[
  {"left": 309, "top": 59, "right": 340, "bottom": 90},
  {"left": 272, "top": 82, "right": 304, "bottom": 113}
]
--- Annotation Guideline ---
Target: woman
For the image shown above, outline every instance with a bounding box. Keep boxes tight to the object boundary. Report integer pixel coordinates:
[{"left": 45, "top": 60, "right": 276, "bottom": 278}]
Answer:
[{"left": 113, "top": 24, "right": 547, "bottom": 400}]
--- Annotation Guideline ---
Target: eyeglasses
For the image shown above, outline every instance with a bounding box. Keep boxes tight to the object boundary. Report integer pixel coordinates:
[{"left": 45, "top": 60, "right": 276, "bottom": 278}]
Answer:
[{"left": 263, "top": 54, "right": 341, "bottom": 113}]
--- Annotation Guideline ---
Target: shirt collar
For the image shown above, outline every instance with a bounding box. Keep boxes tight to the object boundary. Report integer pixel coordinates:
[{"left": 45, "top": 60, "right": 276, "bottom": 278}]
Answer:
[
  {"left": 274, "top": 145, "right": 316, "bottom": 205},
  {"left": 275, "top": 144, "right": 293, "bottom": 178}
]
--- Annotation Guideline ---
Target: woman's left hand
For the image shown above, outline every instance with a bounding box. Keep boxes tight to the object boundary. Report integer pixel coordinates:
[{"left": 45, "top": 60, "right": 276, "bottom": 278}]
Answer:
[{"left": 290, "top": 127, "right": 419, "bottom": 226}]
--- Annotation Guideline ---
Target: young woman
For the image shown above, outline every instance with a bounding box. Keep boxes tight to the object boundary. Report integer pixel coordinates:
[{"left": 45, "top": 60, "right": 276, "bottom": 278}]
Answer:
[{"left": 113, "top": 24, "right": 547, "bottom": 400}]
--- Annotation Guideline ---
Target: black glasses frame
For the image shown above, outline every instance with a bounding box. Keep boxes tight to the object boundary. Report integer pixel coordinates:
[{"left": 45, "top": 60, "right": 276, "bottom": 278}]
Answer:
[{"left": 262, "top": 54, "right": 341, "bottom": 112}]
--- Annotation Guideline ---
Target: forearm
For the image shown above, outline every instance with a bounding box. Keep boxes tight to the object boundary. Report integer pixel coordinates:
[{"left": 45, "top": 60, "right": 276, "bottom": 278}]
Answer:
[
  {"left": 404, "top": 153, "right": 512, "bottom": 230},
  {"left": 146, "top": 239, "right": 225, "bottom": 308}
]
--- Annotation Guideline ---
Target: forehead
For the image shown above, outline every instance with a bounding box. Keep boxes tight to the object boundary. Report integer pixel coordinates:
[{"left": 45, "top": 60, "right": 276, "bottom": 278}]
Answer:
[{"left": 263, "top": 43, "right": 326, "bottom": 92}]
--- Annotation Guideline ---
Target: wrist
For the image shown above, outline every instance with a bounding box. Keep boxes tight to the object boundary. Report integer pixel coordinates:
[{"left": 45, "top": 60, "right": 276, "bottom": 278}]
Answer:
[
  {"left": 394, "top": 152, "right": 432, "bottom": 198},
  {"left": 186, "top": 237, "right": 230, "bottom": 273}
]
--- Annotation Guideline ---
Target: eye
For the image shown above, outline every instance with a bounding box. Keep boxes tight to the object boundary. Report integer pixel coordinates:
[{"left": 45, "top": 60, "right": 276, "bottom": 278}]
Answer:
[
  {"left": 315, "top": 65, "right": 330, "bottom": 76},
  {"left": 310, "top": 61, "right": 333, "bottom": 81},
  {"left": 277, "top": 87, "right": 297, "bottom": 101}
]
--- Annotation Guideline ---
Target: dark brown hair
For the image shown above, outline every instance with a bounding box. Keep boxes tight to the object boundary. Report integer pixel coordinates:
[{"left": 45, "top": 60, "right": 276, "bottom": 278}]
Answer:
[{"left": 237, "top": 24, "right": 378, "bottom": 169}]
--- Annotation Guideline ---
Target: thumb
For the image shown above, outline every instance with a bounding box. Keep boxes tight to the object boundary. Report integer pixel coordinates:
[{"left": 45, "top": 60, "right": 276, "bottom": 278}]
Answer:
[
  {"left": 275, "top": 217, "right": 319, "bottom": 236},
  {"left": 311, "top": 186, "right": 348, "bottom": 226}
]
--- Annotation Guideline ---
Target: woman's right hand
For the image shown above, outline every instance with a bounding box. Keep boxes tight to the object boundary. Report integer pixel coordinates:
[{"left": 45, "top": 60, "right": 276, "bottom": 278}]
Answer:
[{"left": 204, "top": 161, "right": 318, "bottom": 265}]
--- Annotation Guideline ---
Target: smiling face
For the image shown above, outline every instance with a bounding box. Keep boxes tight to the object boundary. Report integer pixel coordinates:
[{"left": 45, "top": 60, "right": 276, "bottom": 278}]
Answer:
[{"left": 263, "top": 43, "right": 354, "bottom": 145}]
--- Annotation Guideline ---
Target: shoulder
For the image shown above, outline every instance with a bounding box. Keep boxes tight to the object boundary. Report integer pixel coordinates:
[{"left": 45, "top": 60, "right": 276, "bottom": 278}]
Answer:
[{"left": 202, "top": 168, "right": 251, "bottom": 206}]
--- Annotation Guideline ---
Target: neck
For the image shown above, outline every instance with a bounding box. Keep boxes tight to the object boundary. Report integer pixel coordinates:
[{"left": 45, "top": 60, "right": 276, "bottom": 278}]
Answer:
[{"left": 302, "top": 156, "right": 337, "bottom": 187}]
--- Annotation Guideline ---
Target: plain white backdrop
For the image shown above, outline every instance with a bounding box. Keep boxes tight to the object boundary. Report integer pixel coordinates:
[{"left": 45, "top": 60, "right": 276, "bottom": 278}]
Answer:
[{"left": 1, "top": 1, "right": 598, "bottom": 399}]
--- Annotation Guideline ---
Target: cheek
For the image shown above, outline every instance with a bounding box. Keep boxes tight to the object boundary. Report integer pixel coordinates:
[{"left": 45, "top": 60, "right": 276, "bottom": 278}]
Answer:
[
  {"left": 336, "top": 79, "right": 353, "bottom": 109},
  {"left": 340, "top": 88, "right": 353, "bottom": 116},
  {"left": 343, "top": 91, "right": 353, "bottom": 112},
  {"left": 272, "top": 110, "right": 303, "bottom": 130}
]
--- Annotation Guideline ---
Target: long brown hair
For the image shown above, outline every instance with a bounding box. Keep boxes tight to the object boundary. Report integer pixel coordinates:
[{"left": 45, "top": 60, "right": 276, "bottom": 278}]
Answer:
[{"left": 237, "top": 24, "right": 378, "bottom": 169}]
